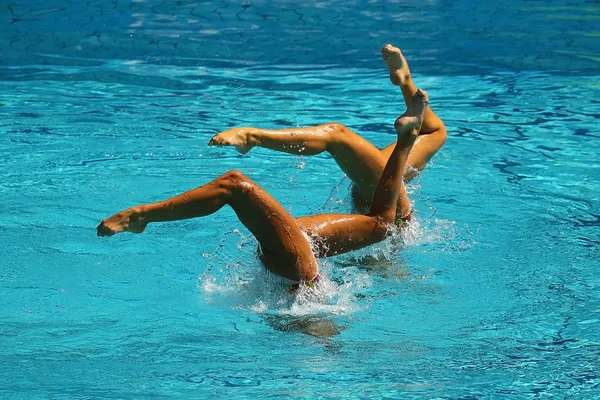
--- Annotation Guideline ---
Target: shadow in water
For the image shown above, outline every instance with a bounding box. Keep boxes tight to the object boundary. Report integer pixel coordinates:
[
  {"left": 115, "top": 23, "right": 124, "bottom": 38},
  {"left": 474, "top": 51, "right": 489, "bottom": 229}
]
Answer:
[
  {"left": 264, "top": 314, "right": 344, "bottom": 339},
  {"left": 335, "top": 254, "right": 410, "bottom": 280}
]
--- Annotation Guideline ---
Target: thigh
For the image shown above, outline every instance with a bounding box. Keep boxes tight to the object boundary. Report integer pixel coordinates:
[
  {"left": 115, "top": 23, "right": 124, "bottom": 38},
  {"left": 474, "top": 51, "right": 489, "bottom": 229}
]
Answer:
[
  {"left": 381, "top": 127, "right": 447, "bottom": 182},
  {"left": 294, "top": 213, "right": 389, "bottom": 258},
  {"left": 328, "top": 125, "right": 388, "bottom": 202},
  {"left": 403, "top": 129, "right": 447, "bottom": 180},
  {"left": 227, "top": 172, "right": 318, "bottom": 281}
]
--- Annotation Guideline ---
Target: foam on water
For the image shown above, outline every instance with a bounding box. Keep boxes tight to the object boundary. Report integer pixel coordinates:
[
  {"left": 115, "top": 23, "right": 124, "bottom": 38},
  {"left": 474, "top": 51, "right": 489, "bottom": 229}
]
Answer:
[
  {"left": 194, "top": 208, "right": 461, "bottom": 330},
  {"left": 198, "top": 253, "right": 366, "bottom": 318}
]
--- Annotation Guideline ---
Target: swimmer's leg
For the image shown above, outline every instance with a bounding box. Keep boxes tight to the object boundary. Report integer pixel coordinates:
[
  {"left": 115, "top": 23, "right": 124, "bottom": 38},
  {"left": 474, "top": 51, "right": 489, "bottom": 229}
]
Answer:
[
  {"left": 380, "top": 44, "right": 447, "bottom": 181},
  {"left": 208, "top": 46, "right": 445, "bottom": 200},
  {"left": 294, "top": 90, "right": 428, "bottom": 257},
  {"left": 209, "top": 123, "right": 387, "bottom": 204},
  {"left": 97, "top": 171, "right": 318, "bottom": 282}
]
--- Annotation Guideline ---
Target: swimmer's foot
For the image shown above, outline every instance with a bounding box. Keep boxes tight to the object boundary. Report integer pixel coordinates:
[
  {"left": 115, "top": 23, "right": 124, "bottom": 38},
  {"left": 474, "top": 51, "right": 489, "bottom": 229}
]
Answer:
[
  {"left": 394, "top": 89, "right": 429, "bottom": 142},
  {"left": 381, "top": 44, "right": 411, "bottom": 87},
  {"left": 208, "top": 128, "right": 256, "bottom": 155},
  {"left": 97, "top": 207, "right": 148, "bottom": 237}
]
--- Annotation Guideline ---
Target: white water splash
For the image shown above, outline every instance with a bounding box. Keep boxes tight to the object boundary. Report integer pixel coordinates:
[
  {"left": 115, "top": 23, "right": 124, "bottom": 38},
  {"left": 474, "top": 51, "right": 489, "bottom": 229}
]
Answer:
[{"left": 196, "top": 208, "right": 466, "bottom": 321}]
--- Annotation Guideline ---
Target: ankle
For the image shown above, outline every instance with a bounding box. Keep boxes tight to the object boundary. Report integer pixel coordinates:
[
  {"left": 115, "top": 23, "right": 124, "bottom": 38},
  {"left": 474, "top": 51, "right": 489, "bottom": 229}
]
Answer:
[
  {"left": 398, "top": 82, "right": 413, "bottom": 98},
  {"left": 131, "top": 205, "right": 153, "bottom": 224},
  {"left": 243, "top": 128, "right": 260, "bottom": 146}
]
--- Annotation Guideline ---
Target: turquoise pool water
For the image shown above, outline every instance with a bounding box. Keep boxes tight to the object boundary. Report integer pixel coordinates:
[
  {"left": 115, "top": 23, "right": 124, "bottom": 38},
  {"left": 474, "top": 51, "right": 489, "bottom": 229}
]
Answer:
[{"left": 1, "top": 1, "right": 599, "bottom": 398}]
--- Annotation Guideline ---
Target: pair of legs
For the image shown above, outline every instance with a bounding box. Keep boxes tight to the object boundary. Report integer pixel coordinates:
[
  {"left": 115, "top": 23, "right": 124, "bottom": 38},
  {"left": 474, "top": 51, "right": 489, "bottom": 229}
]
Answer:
[
  {"left": 208, "top": 44, "right": 447, "bottom": 213},
  {"left": 97, "top": 88, "right": 430, "bottom": 283}
]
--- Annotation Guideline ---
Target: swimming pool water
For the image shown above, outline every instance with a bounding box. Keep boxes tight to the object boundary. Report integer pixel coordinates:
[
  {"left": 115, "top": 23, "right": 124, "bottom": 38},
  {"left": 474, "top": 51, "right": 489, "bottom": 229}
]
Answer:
[{"left": 1, "top": 1, "right": 599, "bottom": 398}]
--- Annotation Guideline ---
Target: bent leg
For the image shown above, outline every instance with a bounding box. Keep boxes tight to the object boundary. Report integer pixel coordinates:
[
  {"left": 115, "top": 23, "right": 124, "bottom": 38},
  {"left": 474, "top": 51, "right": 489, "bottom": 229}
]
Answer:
[
  {"left": 209, "top": 45, "right": 446, "bottom": 202},
  {"left": 209, "top": 123, "right": 387, "bottom": 201},
  {"left": 295, "top": 90, "right": 429, "bottom": 258},
  {"left": 97, "top": 171, "right": 317, "bottom": 282}
]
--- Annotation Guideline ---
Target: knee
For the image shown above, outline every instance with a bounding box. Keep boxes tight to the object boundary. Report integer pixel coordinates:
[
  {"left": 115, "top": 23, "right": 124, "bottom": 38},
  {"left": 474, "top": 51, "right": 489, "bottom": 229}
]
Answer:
[
  {"left": 322, "top": 123, "right": 356, "bottom": 150},
  {"left": 370, "top": 216, "right": 394, "bottom": 242},
  {"left": 215, "top": 170, "right": 251, "bottom": 190},
  {"left": 323, "top": 122, "right": 346, "bottom": 130},
  {"left": 393, "top": 116, "right": 406, "bottom": 133},
  {"left": 322, "top": 122, "right": 349, "bottom": 139},
  {"left": 438, "top": 124, "right": 448, "bottom": 145}
]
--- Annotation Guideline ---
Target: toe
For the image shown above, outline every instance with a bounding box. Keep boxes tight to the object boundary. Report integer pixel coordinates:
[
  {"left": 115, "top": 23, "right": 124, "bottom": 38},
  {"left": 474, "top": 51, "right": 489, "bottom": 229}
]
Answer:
[
  {"left": 209, "top": 136, "right": 224, "bottom": 146},
  {"left": 414, "top": 88, "right": 428, "bottom": 98}
]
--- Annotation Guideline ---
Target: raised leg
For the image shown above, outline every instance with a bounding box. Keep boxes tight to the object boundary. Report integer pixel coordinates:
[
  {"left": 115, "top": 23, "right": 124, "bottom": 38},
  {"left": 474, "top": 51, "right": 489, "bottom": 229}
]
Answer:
[
  {"left": 208, "top": 44, "right": 446, "bottom": 201},
  {"left": 380, "top": 44, "right": 447, "bottom": 180},
  {"left": 97, "top": 170, "right": 318, "bottom": 282},
  {"left": 209, "top": 123, "right": 387, "bottom": 200},
  {"left": 98, "top": 92, "right": 429, "bottom": 276},
  {"left": 294, "top": 90, "right": 429, "bottom": 257}
]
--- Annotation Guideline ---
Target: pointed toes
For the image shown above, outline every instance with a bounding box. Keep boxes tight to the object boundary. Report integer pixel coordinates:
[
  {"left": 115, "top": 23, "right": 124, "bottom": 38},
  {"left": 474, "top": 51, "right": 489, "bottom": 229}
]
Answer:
[{"left": 96, "top": 221, "right": 115, "bottom": 237}]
